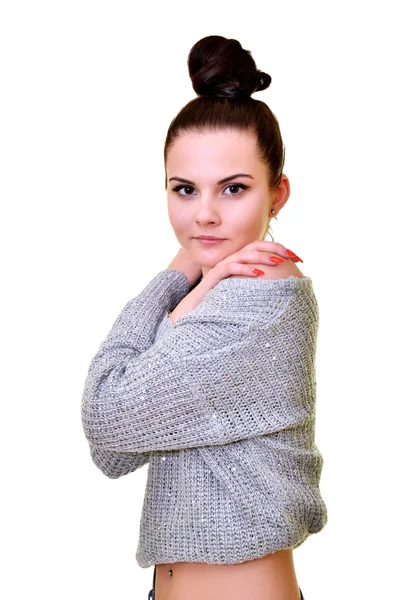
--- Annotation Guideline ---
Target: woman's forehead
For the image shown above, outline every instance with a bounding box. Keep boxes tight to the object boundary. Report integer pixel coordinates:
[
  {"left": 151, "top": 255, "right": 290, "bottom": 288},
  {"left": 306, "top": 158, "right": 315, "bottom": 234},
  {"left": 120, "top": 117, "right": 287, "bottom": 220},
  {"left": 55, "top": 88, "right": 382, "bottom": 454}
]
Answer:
[
  {"left": 172, "top": 128, "right": 256, "bottom": 147},
  {"left": 167, "top": 129, "right": 261, "bottom": 173}
]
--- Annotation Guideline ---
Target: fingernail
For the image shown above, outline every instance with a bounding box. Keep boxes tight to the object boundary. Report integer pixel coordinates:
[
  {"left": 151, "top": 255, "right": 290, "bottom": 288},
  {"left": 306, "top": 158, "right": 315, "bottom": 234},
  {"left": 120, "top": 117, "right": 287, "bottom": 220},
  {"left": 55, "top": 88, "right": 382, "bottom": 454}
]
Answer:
[{"left": 285, "top": 249, "right": 303, "bottom": 262}]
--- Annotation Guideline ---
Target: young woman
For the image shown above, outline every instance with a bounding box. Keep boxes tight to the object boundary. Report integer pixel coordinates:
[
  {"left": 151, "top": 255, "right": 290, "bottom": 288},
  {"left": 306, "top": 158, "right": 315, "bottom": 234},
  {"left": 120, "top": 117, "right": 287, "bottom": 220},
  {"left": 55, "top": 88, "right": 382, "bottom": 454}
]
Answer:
[{"left": 81, "top": 35, "right": 327, "bottom": 600}]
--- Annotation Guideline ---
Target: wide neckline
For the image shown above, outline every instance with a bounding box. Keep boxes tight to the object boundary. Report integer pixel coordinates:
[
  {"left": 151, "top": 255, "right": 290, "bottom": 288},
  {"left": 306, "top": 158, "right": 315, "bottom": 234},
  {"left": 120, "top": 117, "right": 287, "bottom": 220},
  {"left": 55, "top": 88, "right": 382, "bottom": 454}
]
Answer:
[
  {"left": 208, "top": 274, "right": 314, "bottom": 299},
  {"left": 214, "top": 274, "right": 312, "bottom": 289},
  {"left": 164, "top": 274, "right": 314, "bottom": 329},
  {"left": 168, "top": 269, "right": 312, "bottom": 293}
]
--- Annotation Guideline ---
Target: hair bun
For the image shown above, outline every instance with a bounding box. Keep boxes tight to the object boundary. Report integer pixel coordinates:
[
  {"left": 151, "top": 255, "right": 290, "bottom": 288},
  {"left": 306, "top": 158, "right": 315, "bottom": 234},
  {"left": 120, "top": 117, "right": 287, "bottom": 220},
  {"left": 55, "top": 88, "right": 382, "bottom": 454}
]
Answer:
[{"left": 188, "top": 35, "right": 271, "bottom": 100}]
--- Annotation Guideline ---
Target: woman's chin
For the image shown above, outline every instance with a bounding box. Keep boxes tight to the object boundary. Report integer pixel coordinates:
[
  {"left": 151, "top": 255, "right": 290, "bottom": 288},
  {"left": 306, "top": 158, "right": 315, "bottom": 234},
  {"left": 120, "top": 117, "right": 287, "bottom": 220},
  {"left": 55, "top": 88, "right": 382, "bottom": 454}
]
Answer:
[{"left": 192, "top": 249, "right": 228, "bottom": 265}]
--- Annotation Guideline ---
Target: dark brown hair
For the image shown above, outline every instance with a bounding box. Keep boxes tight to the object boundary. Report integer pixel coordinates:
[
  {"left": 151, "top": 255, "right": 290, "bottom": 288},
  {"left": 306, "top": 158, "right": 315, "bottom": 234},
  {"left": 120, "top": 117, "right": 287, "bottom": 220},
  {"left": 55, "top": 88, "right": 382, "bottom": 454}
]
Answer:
[{"left": 163, "top": 35, "right": 286, "bottom": 241}]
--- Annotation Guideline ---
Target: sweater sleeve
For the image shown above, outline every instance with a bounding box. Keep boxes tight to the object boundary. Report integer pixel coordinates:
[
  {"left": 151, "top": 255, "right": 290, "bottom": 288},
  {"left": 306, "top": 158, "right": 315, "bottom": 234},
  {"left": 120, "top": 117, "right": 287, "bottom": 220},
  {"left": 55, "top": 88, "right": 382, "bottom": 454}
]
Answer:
[
  {"left": 81, "top": 268, "right": 191, "bottom": 474},
  {"left": 88, "top": 443, "right": 151, "bottom": 478},
  {"left": 81, "top": 274, "right": 318, "bottom": 453}
]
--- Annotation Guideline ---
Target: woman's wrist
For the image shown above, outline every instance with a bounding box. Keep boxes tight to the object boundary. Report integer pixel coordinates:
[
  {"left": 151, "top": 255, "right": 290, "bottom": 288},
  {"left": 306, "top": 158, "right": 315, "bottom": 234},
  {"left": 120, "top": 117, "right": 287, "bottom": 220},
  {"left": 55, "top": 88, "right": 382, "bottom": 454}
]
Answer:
[{"left": 168, "top": 279, "right": 209, "bottom": 322}]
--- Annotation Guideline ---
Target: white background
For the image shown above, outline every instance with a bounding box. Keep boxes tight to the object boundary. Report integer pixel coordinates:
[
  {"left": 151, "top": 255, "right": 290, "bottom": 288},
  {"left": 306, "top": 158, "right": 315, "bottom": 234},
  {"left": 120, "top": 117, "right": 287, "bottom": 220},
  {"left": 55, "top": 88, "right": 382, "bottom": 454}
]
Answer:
[{"left": 1, "top": 1, "right": 412, "bottom": 598}]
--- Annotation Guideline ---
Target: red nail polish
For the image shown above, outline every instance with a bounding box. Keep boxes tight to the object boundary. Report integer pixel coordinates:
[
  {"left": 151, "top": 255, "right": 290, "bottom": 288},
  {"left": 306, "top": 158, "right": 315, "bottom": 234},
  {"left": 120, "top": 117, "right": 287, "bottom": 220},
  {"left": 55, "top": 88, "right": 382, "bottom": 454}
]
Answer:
[
  {"left": 285, "top": 249, "right": 303, "bottom": 263},
  {"left": 252, "top": 268, "right": 264, "bottom": 275}
]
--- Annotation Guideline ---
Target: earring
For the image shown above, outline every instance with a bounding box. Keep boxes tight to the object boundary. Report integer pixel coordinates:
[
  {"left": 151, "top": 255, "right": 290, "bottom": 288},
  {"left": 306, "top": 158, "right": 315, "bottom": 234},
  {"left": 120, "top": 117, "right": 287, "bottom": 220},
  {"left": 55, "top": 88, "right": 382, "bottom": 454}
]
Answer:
[{"left": 270, "top": 209, "right": 277, "bottom": 220}]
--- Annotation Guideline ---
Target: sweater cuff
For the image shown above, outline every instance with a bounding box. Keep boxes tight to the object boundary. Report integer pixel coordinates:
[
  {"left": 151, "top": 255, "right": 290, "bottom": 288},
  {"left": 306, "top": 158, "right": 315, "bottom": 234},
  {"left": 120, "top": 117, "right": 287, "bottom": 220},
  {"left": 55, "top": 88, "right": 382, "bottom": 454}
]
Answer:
[{"left": 151, "top": 269, "right": 191, "bottom": 311}]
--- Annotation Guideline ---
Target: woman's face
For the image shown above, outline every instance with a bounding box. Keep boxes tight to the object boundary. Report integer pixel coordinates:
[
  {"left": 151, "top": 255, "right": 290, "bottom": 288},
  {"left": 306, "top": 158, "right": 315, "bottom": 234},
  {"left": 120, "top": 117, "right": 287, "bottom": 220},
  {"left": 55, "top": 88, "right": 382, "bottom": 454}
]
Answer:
[{"left": 166, "top": 128, "right": 289, "bottom": 278}]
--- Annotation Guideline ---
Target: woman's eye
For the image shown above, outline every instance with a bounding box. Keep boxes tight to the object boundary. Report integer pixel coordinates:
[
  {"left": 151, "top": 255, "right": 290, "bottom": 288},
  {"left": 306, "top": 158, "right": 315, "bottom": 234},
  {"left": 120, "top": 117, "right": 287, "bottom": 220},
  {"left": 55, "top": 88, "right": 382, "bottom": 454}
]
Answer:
[
  {"left": 224, "top": 184, "right": 247, "bottom": 195},
  {"left": 172, "top": 185, "right": 195, "bottom": 196},
  {"left": 172, "top": 183, "right": 248, "bottom": 197}
]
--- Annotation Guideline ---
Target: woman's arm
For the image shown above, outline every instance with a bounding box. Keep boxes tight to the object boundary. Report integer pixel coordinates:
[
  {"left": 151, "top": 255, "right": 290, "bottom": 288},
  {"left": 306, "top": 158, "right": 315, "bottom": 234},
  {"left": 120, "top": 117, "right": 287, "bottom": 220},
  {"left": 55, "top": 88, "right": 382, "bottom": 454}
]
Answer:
[
  {"left": 88, "top": 443, "right": 150, "bottom": 478},
  {"left": 81, "top": 275, "right": 318, "bottom": 453},
  {"left": 81, "top": 268, "right": 191, "bottom": 476}
]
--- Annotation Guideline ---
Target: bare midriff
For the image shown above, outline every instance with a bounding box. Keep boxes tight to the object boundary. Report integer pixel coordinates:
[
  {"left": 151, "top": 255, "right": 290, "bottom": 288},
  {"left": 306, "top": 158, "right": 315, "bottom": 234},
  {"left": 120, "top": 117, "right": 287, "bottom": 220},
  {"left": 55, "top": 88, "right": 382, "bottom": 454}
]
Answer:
[{"left": 155, "top": 548, "right": 302, "bottom": 600}]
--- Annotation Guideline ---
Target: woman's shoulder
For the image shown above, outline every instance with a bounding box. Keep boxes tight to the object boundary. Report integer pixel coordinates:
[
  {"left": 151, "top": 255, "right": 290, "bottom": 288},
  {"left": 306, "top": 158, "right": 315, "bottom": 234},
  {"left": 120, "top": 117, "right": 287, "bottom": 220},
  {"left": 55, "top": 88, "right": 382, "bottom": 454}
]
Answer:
[
  {"left": 190, "top": 259, "right": 313, "bottom": 326},
  {"left": 229, "top": 257, "right": 306, "bottom": 280}
]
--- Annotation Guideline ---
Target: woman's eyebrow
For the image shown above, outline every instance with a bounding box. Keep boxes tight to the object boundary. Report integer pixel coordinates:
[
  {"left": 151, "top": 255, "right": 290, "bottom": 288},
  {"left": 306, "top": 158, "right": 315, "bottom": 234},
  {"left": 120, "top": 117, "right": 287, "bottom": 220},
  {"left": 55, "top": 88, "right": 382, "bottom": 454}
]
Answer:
[{"left": 168, "top": 173, "right": 255, "bottom": 185}]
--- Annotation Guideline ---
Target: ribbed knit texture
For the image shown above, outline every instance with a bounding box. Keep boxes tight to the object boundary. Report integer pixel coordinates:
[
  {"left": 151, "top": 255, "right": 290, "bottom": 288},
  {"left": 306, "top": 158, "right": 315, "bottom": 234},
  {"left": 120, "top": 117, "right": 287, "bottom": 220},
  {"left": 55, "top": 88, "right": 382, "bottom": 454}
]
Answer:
[{"left": 81, "top": 268, "right": 328, "bottom": 567}]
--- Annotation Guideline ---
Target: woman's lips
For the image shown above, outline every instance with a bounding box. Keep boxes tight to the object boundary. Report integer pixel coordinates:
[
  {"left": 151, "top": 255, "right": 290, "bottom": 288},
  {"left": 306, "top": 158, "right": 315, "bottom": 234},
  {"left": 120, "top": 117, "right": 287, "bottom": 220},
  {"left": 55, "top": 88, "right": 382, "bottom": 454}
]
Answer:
[{"left": 194, "top": 238, "right": 226, "bottom": 245}]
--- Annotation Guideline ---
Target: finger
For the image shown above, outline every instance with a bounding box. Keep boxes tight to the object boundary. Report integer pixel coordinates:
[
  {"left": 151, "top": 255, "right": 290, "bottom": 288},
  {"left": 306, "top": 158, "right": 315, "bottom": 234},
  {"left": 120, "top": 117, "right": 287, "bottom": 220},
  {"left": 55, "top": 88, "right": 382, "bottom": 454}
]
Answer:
[{"left": 255, "top": 240, "right": 303, "bottom": 263}]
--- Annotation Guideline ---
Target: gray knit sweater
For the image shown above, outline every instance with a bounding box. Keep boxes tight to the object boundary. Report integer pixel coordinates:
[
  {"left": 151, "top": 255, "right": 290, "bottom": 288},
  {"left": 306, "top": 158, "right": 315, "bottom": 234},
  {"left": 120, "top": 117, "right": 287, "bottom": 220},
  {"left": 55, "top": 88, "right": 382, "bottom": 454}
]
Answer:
[{"left": 81, "top": 268, "right": 328, "bottom": 567}]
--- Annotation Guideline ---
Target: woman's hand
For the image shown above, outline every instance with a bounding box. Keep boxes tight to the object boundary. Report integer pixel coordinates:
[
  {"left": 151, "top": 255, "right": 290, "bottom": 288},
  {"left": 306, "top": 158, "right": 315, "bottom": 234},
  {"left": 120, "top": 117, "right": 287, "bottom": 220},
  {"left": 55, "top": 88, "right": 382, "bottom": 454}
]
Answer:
[
  {"left": 167, "top": 241, "right": 303, "bottom": 322},
  {"left": 203, "top": 240, "right": 302, "bottom": 290},
  {"left": 167, "top": 247, "right": 202, "bottom": 287}
]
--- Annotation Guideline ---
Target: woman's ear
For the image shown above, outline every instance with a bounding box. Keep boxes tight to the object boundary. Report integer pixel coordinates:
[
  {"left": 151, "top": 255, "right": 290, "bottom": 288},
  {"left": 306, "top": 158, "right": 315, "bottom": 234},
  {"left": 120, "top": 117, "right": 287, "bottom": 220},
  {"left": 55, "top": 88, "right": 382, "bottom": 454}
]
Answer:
[{"left": 271, "top": 174, "right": 290, "bottom": 213}]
